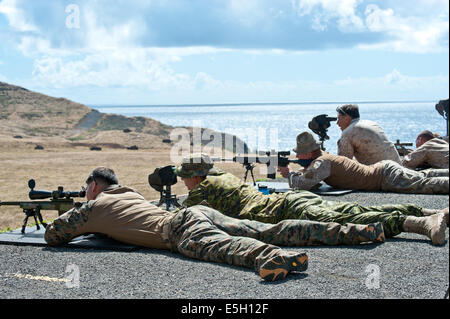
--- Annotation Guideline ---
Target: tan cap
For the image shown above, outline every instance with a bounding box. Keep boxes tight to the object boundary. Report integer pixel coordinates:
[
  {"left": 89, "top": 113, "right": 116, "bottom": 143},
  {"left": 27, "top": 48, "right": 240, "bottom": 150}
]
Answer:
[{"left": 293, "top": 132, "right": 322, "bottom": 154}]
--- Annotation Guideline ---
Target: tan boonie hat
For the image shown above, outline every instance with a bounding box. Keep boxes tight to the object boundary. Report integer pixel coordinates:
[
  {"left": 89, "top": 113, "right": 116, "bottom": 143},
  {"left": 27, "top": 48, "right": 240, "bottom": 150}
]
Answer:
[
  {"left": 293, "top": 132, "right": 322, "bottom": 154},
  {"left": 174, "top": 153, "right": 220, "bottom": 178}
]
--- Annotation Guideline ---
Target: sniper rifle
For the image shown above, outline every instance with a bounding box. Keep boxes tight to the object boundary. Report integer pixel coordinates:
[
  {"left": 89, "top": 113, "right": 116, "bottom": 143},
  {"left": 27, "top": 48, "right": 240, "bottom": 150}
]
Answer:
[
  {"left": 0, "top": 179, "right": 86, "bottom": 233},
  {"left": 214, "top": 150, "right": 301, "bottom": 185}
]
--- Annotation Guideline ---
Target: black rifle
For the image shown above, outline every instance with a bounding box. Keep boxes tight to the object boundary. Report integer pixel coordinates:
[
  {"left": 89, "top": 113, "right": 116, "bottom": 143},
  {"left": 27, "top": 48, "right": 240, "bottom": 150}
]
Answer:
[
  {"left": 216, "top": 151, "right": 301, "bottom": 184},
  {"left": 0, "top": 179, "right": 86, "bottom": 233},
  {"left": 394, "top": 139, "right": 413, "bottom": 157}
]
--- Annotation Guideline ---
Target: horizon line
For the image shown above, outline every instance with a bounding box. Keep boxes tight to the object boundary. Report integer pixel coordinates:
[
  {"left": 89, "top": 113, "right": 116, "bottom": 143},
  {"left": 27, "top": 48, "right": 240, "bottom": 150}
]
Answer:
[{"left": 88, "top": 99, "right": 438, "bottom": 108}]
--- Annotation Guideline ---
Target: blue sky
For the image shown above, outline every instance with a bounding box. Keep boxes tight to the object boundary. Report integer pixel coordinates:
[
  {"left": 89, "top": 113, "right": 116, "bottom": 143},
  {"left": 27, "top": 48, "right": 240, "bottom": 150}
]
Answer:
[{"left": 0, "top": 0, "right": 448, "bottom": 105}]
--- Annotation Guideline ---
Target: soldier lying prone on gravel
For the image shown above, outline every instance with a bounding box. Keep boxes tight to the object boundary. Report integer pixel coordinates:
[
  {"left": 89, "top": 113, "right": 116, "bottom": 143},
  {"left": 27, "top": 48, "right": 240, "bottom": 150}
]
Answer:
[
  {"left": 44, "top": 167, "right": 385, "bottom": 282},
  {"left": 173, "top": 153, "right": 448, "bottom": 246}
]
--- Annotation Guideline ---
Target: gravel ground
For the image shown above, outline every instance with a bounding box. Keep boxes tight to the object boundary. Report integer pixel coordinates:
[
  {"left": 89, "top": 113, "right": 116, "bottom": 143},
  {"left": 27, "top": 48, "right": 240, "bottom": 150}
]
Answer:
[{"left": 0, "top": 191, "right": 448, "bottom": 300}]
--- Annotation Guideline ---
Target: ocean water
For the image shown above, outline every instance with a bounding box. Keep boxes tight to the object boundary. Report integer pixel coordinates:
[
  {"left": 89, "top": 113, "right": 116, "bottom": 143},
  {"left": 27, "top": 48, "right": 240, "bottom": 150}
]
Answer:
[{"left": 93, "top": 101, "right": 447, "bottom": 154}]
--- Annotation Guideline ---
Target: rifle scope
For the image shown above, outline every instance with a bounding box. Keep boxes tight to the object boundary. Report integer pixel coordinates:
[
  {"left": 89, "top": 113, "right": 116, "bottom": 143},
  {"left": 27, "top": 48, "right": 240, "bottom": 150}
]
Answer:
[{"left": 28, "top": 179, "right": 86, "bottom": 200}]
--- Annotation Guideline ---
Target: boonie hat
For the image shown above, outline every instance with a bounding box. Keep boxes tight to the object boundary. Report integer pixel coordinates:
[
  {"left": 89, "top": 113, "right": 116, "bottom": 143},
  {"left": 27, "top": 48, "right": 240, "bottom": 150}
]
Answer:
[
  {"left": 174, "top": 153, "right": 220, "bottom": 178},
  {"left": 293, "top": 132, "right": 322, "bottom": 154}
]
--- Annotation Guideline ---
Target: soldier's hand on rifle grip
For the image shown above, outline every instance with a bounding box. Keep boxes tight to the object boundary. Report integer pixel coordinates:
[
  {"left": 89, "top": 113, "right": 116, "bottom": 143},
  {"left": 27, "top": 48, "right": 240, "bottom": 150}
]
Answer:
[{"left": 277, "top": 166, "right": 291, "bottom": 178}]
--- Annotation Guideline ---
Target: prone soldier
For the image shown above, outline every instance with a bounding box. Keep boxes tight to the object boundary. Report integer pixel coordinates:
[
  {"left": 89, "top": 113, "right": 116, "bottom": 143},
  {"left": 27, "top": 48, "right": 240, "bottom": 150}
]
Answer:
[{"left": 156, "top": 153, "right": 447, "bottom": 246}]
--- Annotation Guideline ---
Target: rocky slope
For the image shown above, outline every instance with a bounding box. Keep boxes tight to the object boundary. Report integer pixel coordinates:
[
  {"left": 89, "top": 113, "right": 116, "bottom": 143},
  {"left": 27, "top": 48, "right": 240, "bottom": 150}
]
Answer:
[{"left": 0, "top": 82, "right": 247, "bottom": 151}]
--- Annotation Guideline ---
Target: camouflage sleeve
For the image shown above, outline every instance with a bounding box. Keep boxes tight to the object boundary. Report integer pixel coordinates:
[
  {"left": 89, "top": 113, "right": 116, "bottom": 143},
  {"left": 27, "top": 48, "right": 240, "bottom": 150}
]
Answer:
[
  {"left": 44, "top": 202, "right": 91, "bottom": 246},
  {"left": 287, "top": 159, "right": 331, "bottom": 190},
  {"left": 402, "top": 147, "right": 427, "bottom": 169},
  {"left": 337, "top": 136, "right": 355, "bottom": 160},
  {"left": 183, "top": 188, "right": 207, "bottom": 207}
]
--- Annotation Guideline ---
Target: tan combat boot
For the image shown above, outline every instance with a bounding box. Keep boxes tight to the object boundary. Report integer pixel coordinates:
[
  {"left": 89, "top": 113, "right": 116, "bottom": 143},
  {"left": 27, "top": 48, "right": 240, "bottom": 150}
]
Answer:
[
  {"left": 402, "top": 213, "right": 446, "bottom": 245},
  {"left": 422, "top": 207, "right": 449, "bottom": 226}
]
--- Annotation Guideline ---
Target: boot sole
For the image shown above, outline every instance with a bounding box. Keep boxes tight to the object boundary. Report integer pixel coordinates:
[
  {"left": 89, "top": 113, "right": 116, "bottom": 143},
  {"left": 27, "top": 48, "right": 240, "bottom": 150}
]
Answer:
[{"left": 259, "top": 253, "right": 308, "bottom": 282}]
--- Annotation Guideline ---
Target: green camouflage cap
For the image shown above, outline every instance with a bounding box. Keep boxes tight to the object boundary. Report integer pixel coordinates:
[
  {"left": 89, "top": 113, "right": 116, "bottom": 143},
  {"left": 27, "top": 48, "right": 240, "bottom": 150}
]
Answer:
[{"left": 174, "top": 153, "right": 219, "bottom": 178}]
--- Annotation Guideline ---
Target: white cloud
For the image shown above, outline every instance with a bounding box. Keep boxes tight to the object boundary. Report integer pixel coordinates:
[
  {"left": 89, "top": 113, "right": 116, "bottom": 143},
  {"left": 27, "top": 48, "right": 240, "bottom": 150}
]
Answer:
[
  {"left": 0, "top": 0, "right": 37, "bottom": 31},
  {"left": 291, "top": 0, "right": 365, "bottom": 32},
  {"left": 362, "top": 4, "right": 449, "bottom": 53},
  {"left": 1, "top": 0, "right": 448, "bottom": 104},
  {"left": 82, "top": 7, "right": 144, "bottom": 51},
  {"left": 31, "top": 49, "right": 185, "bottom": 90},
  {"left": 17, "top": 36, "right": 51, "bottom": 56},
  {"left": 332, "top": 69, "right": 449, "bottom": 100}
]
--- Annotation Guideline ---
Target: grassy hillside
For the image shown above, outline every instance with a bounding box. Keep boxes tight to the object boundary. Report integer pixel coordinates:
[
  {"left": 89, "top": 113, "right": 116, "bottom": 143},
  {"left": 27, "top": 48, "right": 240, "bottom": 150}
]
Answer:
[
  {"left": 0, "top": 82, "right": 247, "bottom": 151},
  {"left": 0, "top": 82, "right": 91, "bottom": 137}
]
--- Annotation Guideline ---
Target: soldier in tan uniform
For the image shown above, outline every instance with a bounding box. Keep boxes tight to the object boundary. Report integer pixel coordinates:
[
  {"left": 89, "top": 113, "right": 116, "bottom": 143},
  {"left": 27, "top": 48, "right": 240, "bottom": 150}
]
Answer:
[
  {"left": 336, "top": 104, "right": 401, "bottom": 165},
  {"left": 402, "top": 130, "right": 449, "bottom": 169},
  {"left": 171, "top": 154, "right": 447, "bottom": 245},
  {"left": 281, "top": 132, "right": 449, "bottom": 196},
  {"left": 45, "top": 167, "right": 387, "bottom": 282}
]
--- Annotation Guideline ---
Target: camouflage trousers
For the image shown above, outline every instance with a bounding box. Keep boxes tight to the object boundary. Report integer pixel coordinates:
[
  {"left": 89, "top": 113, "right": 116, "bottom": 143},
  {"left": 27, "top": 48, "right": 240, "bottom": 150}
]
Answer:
[
  {"left": 168, "top": 205, "right": 382, "bottom": 272},
  {"left": 280, "top": 191, "right": 424, "bottom": 237},
  {"left": 380, "top": 161, "right": 449, "bottom": 194}
]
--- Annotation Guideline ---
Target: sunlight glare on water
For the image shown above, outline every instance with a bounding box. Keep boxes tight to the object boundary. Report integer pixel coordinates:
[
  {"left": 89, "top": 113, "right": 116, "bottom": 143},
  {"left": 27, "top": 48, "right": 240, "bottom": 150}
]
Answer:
[{"left": 94, "top": 101, "right": 446, "bottom": 154}]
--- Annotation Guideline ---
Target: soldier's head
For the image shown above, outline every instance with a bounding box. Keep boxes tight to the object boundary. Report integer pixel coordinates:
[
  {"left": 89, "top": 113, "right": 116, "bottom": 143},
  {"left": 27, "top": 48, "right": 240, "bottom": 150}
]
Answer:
[
  {"left": 85, "top": 167, "right": 118, "bottom": 200},
  {"left": 293, "top": 132, "right": 322, "bottom": 166},
  {"left": 174, "top": 153, "right": 219, "bottom": 190},
  {"left": 336, "top": 104, "right": 359, "bottom": 131},
  {"left": 415, "top": 130, "right": 436, "bottom": 148}
]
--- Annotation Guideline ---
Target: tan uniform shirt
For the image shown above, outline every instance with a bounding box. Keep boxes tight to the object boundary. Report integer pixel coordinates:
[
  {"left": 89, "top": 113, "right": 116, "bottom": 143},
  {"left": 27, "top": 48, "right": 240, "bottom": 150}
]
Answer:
[
  {"left": 338, "top": 119, "right": 401, "bottom": 165},
  {"left": 288, "top": 152, "right": 384, "bottom": 191},
  {"left": 402, "top": 138, "right": 449, "bottom": 169},
  {"left": 44, "top": 185, "right": 173, "bottom": 249}
]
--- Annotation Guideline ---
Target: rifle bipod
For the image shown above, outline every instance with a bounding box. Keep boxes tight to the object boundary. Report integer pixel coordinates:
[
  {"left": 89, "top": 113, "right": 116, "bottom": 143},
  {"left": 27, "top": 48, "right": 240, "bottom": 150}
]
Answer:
[
  {"left": 22, "top": 207, "right": 47, "bottom": 234},
  {"left": 243, "top": 163, "right": 257, "bottom": 186},
  {"left": 157, "top": 185, "right": 181, "bottom": 212}
]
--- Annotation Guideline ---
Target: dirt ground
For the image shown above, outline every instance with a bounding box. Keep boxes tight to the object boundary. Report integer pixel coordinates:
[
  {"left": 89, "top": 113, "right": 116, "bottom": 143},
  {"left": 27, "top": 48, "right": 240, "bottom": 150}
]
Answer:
[{"left": 0, "top": 138, "right": 271, "bottom": 231}]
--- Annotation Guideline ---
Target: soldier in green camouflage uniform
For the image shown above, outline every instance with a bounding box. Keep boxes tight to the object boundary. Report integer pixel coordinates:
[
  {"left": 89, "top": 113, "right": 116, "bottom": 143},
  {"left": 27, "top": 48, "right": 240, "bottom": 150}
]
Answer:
[
  {"left": 174, "top": 154, "right": 448, "bottom": 245},
  {"left": 44, "top": 167, "right": 384, "bottom": 282}
]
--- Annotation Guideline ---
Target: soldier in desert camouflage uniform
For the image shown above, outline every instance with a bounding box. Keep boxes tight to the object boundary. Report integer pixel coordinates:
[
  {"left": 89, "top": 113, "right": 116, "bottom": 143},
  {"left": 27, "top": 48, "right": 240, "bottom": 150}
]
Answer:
[
  {"left": 282, "top": 132, "right": 449, "bottom": 195},
  {"left": 175, "top": 153, "right": 448, "bottom": 246},
  {"left": 336, "top": 104, "right": 401, "bottom": 165},
  {"left": 402, "top": 130, "right": 449, "bottom": 170},
  {"left": 44, "top": 167, "right": 384, "bottom": 282}
]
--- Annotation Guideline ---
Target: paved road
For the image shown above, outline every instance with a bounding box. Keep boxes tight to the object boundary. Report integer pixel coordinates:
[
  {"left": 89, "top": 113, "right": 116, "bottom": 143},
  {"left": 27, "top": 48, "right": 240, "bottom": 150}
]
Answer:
[{"left": 0, "top": 191, "right": 448, "bottom": 300}]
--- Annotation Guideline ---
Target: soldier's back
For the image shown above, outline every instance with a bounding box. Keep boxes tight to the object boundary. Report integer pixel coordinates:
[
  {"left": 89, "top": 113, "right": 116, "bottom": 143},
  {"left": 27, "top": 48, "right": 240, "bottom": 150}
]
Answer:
[{"left": 339, "top": 119, "right": 401, "bottom": 165}]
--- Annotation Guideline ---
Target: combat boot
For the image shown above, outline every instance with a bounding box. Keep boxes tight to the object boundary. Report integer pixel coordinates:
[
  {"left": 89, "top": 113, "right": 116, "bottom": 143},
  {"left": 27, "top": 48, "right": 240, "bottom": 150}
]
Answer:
[
  {"left": 402, "top": 213, "right": 446, "bottom": 245},
  {"left": 422, "top": 207, "right": 449, "bottom": 226},
  {"left": 259, "top": 251, "right": 308, "bottom": 282}
]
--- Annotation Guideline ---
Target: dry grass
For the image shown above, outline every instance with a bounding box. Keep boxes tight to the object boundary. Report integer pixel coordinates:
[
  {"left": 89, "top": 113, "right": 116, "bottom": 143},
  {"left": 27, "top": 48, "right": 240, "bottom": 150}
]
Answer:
[
  {"left": 0, "top": 138, "right": 270, "bottom": 231},
  {"left": 1, "top": 82, "right": 265, "bottom": 230}
]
